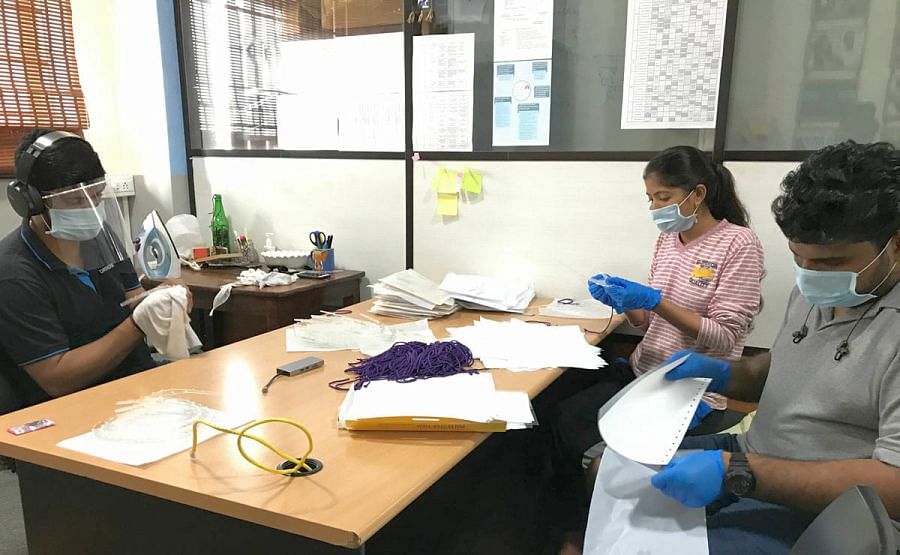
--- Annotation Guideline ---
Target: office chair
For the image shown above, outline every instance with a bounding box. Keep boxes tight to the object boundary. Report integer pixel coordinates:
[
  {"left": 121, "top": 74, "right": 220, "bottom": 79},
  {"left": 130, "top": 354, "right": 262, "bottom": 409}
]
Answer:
[{"left": 790, "top": 485, "right": 898, "bottom": 555}]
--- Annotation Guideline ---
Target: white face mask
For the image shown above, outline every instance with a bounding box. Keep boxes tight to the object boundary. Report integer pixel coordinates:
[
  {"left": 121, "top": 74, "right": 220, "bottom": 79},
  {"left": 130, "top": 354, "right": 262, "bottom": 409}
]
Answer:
[
  {"left": 649, "top": 190, "right": 698, "bottom": 233},
  {"left": 46, "top": 206, "right": 105, "bottom": 241}
]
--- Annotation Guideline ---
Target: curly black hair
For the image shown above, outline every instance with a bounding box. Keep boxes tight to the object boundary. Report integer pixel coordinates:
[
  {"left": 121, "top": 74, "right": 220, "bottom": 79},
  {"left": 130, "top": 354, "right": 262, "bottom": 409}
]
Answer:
[
  {"left": 772, "top": 140, "right": 900, "bottom": 247},
  {"left": 14, "top": 129, "right": 104, "bottom": 193}
]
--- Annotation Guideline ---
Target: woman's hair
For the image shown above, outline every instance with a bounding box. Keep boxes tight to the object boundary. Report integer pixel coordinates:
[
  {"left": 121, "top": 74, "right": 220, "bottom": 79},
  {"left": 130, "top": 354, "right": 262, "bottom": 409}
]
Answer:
[{"left": 644, "top": 145, "right": 750, "bottom": 227}]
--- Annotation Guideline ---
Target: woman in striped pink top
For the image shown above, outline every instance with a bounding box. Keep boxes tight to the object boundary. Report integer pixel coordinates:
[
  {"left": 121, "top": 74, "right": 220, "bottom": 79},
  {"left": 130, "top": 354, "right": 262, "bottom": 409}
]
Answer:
[{"left": 553, "top": 146, "right": 764, "bottom": 478}]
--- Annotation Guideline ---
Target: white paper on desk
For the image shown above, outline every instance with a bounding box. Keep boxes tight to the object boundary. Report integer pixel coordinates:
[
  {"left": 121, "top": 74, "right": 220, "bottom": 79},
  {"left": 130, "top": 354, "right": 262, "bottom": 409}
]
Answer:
[
  {"left": 538, "top": 298, "right": 613, "bottom": 320},
  {"left": 494, "top": 391, "right": 536, "bottom": 430},
  {"left": 448, "top": 317, "right": 605, "bottom": 371},
  {"left": 338, "top": 373, "right": 536, "bottom": 429},
  {"left": 286, "top": 317, "right": 436, "bottom": 356},
  {"left": 379, "top": 269, "right": 452, "bottom": 307},
  {"left": 357, "top": 320, "right": 437, "bottom": 357},
  {"left": 340, "top": 373, "right": 498, "bottom": 423},
  {"left": 598, "top": 356, "right": 710, "bottom": 466},
  {"left": 584, "top": 447, "right": 709, "bottom": 555},
  {"left": 58, "top": 403, "right": 251, "bottom": 466},
  {"left": 439, "top": 273, "right": 535, "bottom": 312},
  {"left": 370, "top": 282, "right": 437, "bottom": 310}
]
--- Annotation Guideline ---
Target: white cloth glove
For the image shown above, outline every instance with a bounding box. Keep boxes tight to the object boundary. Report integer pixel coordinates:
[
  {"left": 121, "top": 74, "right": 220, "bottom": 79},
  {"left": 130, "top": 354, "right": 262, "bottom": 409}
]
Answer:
[{"left": 132, "top": 285, "right": 202, "bottom": 360}]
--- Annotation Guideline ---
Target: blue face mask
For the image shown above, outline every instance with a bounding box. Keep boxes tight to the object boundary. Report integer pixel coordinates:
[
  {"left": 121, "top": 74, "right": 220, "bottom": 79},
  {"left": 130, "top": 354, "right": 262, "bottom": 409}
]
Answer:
[
  {"left": 46, "top": 206, "right": 105, "bottom": 242},
  {"left": 794, "top": 242, "right": 897, "bottom": 307},
  {"left": 650, "top": 190, "right": 698, "bottom": 233}
]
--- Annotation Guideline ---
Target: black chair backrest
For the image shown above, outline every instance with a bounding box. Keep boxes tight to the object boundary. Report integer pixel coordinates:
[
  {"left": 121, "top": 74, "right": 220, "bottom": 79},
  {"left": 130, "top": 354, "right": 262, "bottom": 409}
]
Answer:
[{"left": 791, "top": 485, "right": 897, "bottom": 555}]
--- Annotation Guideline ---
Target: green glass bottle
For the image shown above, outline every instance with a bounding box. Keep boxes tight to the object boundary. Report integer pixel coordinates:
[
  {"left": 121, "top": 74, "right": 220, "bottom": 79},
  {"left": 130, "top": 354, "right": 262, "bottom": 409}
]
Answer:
[{"left": 211, "top": 194, "right": 230, "bottom": 252}]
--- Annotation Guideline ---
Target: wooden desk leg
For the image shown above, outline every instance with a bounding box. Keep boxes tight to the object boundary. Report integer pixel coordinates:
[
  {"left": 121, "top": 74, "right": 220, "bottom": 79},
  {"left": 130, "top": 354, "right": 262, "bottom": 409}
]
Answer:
[{"left": 16, "top": 462, "right": 362, "bottom": 554}]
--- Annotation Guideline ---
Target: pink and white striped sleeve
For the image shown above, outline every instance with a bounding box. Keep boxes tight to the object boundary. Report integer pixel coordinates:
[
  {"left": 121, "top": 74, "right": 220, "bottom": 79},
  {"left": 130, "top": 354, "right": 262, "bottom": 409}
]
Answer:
[{"left": 697, "top": 238, "right": 764, "bottom": 353}]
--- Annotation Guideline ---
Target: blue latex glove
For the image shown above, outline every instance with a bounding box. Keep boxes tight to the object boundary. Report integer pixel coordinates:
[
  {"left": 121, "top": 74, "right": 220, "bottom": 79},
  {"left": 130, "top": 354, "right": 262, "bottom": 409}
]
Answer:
[
  {"left": 651, "top": 450, "right": 725, "bottom": 508},
  {"left": 587, "top": 273, "right": 614, "bottom": 305},
  {"left": 664, "top": 349, "right": 732, "bottom": 393},
  {"left": 688, "top": 400, "right": 713, "bottom": 430},
  {"left": 602, "top": 276, "right": 662, "bottom": 313}
]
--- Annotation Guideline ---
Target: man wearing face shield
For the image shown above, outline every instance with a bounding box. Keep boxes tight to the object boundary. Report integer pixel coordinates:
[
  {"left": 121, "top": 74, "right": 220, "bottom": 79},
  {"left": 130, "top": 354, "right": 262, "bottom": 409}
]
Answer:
[
  {"left": 641, "top": 141, "right": 900, "bottom": 553},
  {"left": 0, "top": 130, "right": 157, "bottom": 410}
]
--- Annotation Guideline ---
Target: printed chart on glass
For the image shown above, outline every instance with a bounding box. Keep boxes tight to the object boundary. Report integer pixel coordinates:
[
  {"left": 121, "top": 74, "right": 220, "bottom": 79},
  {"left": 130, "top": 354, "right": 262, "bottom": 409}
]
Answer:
[
  {"left": 621, "top": 0, "right": 728, "bottom": 129},
  {"left": 491, "top": 0, "right": 554, "bottom": 146},
  {"left": 883, "top": 4, "right": 900, "bottom": 145},
  {"left": 794, "top": 0, "right": 872, "bottom": 149}
]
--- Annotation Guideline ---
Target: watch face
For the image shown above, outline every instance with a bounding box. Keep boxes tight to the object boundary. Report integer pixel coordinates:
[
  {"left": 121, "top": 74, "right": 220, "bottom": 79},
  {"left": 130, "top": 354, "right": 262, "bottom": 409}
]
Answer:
[{"left": 727, "top": 473, "right": 754, "bottom": 496}]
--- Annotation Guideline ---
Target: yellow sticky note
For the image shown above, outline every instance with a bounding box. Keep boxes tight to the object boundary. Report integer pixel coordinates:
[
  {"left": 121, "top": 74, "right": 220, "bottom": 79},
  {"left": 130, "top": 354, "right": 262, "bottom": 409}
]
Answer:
[
  {"left": 431, "top": 168, "right": 446, "bottom": 191},
  {"left": 437, "top": 193, "right": 458, "bottom": 216},
  {"left": 461, "top": 169, "right": 482, "bottom": 194},
  {"left": 437, "top": 171, "right": 459, "bottom": 194}
]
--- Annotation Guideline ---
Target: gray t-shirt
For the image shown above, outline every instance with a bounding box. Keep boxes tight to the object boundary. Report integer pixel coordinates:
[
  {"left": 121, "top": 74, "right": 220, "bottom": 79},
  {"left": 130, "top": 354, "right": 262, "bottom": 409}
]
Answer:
[{"left": 739, "top": 283, "right": 900, "bottom": 468}]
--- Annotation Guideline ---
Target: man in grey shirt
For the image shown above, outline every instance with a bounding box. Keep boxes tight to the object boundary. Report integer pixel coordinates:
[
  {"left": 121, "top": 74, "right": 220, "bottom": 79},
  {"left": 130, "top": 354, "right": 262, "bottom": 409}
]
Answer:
[{"left": 652, "top": 141, "right": 900, "bottom": 554}]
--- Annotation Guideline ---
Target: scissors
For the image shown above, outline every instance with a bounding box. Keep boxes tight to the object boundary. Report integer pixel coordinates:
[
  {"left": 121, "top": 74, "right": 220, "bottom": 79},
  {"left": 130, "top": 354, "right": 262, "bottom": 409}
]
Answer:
[
  {"left": 309, "top": 230, "right": 327, "bottom": 249},
  {"left": 557, "top": 298, "right": 577, "bottom": 305}
]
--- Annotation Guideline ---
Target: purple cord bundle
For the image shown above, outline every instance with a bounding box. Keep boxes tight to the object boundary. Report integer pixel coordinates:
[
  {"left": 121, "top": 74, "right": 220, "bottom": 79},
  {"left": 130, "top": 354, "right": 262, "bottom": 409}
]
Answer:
[{"left": 343, "top": 341, "right": 475, "bottom": 390}]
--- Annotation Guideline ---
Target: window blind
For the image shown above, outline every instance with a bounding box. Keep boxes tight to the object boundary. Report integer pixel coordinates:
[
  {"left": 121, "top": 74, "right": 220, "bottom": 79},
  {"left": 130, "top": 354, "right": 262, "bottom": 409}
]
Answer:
[
  {"left": 187, "top": 0, "right": 314, "bottom": 147},
  {"left": 0, "top": 0, "right": 88, "bottom": 175}
]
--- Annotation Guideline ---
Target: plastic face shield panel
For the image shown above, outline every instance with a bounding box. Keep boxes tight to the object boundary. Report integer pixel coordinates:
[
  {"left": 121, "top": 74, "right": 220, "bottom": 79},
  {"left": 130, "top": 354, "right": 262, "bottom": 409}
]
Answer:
[{"left": 41, "top": 178, "right": 134, "bottom": 270}]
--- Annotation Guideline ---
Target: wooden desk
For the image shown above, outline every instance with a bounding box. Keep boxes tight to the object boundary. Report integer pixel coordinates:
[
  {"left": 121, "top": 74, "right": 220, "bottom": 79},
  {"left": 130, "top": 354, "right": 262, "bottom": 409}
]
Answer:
[
  {"left": 178, "top": 267, "right": 365, "bottom": 347},
  {"left": 0, "top": 300, "right": 622, "bottom": 554}
]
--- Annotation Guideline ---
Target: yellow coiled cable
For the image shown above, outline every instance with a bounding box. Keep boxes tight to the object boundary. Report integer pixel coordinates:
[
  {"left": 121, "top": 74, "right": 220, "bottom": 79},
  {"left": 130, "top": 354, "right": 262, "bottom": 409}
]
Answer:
[{"left": 191, "top": 417, "right": 314, "bottom": 475}]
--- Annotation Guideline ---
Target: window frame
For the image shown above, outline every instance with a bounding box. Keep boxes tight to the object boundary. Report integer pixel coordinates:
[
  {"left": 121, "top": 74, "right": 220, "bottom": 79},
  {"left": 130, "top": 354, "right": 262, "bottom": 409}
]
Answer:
[{"left": 174, "top": 0, "right": 809, "bottom": 163}]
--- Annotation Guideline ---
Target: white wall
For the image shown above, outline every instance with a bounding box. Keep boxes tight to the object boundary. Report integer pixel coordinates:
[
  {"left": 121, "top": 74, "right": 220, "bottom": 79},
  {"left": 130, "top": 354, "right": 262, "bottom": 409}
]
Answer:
[
  {"left": 412, "top": 160, "right": 799, "bottom": 349},
  {"left": 70, "top": 0, "right": 190, "bottom": 235},
  {"left": 192, "top": 157, "right": 407, "bottom": 292},
  {"left": 0, "top": 203, "right": 17, "bottom": 234}
]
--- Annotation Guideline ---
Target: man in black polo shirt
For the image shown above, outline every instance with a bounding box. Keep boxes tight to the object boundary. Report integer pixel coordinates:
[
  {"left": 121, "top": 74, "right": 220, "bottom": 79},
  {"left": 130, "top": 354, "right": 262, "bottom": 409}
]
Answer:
[{"left": 0, "top": 130, "right": 156, "bottom": 410}]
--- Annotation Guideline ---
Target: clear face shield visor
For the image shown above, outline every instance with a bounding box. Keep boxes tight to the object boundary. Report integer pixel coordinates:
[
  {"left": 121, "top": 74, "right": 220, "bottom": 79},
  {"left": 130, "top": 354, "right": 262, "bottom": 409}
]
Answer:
[{"left": 41, "top": 178, "right": 134, "bottom": 270}]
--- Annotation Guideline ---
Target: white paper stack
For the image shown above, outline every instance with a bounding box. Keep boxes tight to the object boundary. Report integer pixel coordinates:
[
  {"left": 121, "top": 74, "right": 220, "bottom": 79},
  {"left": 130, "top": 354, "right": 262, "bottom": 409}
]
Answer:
[
  {"left": 439, "top": 273, "right": 535, "bottom": 313},
  {"left": 337, "top": 373, "right": 536, "bottom": 431},
  {"left": 369, "top": 269, "right": 459, "bottom": 319},
  {"left": 447, "top": 317, "right": 606, "bottom": 371}
]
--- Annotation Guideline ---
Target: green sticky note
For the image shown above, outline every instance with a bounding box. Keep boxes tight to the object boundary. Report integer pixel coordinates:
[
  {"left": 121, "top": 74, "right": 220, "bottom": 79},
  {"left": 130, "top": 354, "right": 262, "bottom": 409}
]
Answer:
[
  {"left": 461, "top": 169, "right": 482, "bottom": 194},
  {"left": 437, "top": 193, "right": 458, "bottom": 216}
]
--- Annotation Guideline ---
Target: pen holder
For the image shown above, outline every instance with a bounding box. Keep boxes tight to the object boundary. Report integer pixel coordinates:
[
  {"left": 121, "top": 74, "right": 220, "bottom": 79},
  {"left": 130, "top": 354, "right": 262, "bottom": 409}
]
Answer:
[
  {"left": 239, "top": 242, "right": 260, "bottom": 266},
  {"left": 310, "top": 248, "right": 335, "bottom": 272}
]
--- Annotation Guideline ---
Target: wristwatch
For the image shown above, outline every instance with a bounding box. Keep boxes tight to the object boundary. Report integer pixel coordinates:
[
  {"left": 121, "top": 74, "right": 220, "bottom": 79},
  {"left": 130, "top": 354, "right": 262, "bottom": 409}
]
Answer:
[{"left": 724, "top": 452, "right": 756, "bottom": 496}]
